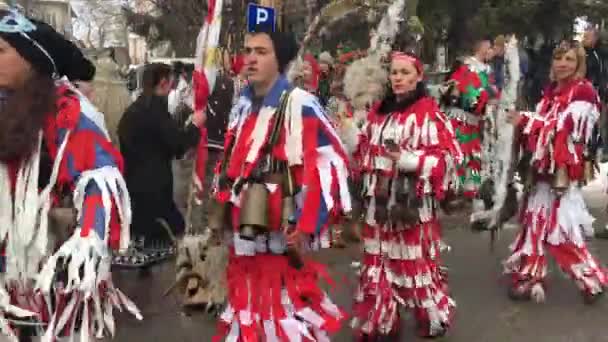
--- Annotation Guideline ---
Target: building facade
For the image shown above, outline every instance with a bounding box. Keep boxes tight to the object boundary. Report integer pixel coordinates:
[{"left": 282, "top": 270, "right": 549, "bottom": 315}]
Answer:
[
  {"left": 15, "top": 0, "right": 74, "bottom": 38},
  {"left": 128, "top": 31, "right": 148, "bottom": 65}
]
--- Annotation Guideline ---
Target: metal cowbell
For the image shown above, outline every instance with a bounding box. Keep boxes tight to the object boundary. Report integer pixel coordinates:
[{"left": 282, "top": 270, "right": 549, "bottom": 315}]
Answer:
[
  {"left": 281, "top": 196, "right": 296, "bottom": 227},
  {"left": 239, "top": 183, "right": 269, "bottom": 240},
  {"left": 207, "top": 198, "right": 228, "bottom": 232},
  {"left": 552, "top": 167, "right": 570, "bottom": 194}
]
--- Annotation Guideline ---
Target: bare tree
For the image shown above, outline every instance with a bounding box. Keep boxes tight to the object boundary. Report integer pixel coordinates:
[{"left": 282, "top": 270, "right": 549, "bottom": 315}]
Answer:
[
  {"left": 74, "top": 0, "right": 128, "bottom": 48},
  {"left": 123, "top": 0, "right": 213, "bottom": 57}
]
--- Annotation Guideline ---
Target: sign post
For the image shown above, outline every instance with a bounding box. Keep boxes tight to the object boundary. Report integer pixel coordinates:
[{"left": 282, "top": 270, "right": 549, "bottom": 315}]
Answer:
[{"left": 247, "top": 3, "right": 276, "bottom": 32}]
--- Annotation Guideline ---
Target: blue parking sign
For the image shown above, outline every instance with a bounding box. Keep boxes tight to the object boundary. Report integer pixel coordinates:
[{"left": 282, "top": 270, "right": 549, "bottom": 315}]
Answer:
[{"left": 247, "top": 3, "right": 275, "bottom": 32}]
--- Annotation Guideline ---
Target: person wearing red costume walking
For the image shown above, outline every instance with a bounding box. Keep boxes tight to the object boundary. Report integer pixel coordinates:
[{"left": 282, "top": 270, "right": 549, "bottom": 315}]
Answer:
[
  {"left": 349, "top": 42, "right": 461, "bottom": 340},
  {"left": 0, "top": 7, "right": 140, "bottom": 341},
  {"left": 211, "top": 26, "right": 350, "bottom": 341},
  {"left": 444, "top": 37, "right": 496, "bottom": 200},
  {"left": 504, "top": 41, "right": 608, "bottom": 304}
]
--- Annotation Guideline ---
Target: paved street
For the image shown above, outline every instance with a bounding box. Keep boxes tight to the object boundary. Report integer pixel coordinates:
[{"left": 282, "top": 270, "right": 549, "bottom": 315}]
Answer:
[{"left": 107, "top": 183, "right": 608, "bottom": 342}]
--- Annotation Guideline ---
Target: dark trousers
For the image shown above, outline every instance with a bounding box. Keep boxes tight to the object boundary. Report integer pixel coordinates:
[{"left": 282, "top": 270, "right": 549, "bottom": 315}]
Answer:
[
  {"left": 130, "top": 192, "right": 185, "bottom": 245},
  {"left": 600, "top": 104, "right": 608, "bottom": 156}
]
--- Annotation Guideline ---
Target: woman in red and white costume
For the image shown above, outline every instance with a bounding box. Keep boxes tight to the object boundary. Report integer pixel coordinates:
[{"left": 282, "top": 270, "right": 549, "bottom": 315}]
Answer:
[
  {"left": 350, "top": 49, "right": 461, "bottom": 340},
  {"left": 505, "top": 41, "right": 608, "bottom": 303}
]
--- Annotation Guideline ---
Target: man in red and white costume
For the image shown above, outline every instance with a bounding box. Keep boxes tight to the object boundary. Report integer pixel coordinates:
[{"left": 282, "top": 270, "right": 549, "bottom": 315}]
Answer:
[
  {"left": 212, "top": 27, "right": 350, "bottom": 341},
  {"left": 349, "top": 48, "right": 461, "bottom": 340},
  {"left": 505, "top": 41, "right": 607, "bottom": 303}
]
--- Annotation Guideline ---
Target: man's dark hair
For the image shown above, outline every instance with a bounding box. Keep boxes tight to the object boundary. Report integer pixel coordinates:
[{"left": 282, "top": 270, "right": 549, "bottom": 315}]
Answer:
[
  {"left": 172, "top": 61, "right": 185, "bottom": 75},
  {"left": 247, "top": 25, "right": 298, "bottom": 73},
  {"left": 142, "top": 63, "right": 172, "bottom": 96}
]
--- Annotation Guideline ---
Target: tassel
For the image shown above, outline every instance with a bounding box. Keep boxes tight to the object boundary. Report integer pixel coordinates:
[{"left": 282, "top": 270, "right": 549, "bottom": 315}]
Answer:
[{"left": 73, "top": 166, "right": 131, "bottom": 250}]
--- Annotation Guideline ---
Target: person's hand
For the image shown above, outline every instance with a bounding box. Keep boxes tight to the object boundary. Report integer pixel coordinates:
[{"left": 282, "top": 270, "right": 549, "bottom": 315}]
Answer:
[
  {"left": 286, "top": 228, "right": 303, "bottom": 247},
  {"left": 192, "top": 110, "right": 206, "bottom": 128},
  {"left": 384, "top": 139, "right": 401, "bottom": 160},
  {"left": 386, "top": 151, "right": 401, "bottom": 161},
  {"left": 506, "top": 110, "right": 522, "bottom": 126}
]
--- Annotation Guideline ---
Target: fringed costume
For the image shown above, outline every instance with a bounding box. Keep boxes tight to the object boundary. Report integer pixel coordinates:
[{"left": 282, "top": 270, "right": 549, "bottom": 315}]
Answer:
[
  {"left": 445, "top": 57, "right": 494, "bottom": 198},
  {"left": 505, "top": 79, "right": 608, "bottom": 302},
  {"left": 0, "top": 80, "right": 141, "bottom": 341},
  {"left": 289, "top": 54, "right": 342, "bottom": 249},
  {"left": 212, "top": 76, "right": 350, "bottom": 341},
  {"left": 0, "top": 9, "right": 140, "bottom": 341},
  {"left": 350, "top": 90, "right": 461, "bottom": 339}
]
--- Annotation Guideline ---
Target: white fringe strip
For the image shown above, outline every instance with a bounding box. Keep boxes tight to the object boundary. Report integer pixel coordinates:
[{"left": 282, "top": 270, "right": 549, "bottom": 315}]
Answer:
[
  {"left": 0, "top": 286, "right": 36, "bottom": 342},
  {"left": 220, "top": 290, "right": 341, "bottom": 342},
  {"left": 506, "top": 182, "right": 595, "bottom": 267},
  {"left": 36, "top": 229, "right": 142, "bottom": 341},
  {"left": 73, "top": 166, "right": 132, "bottom": 252},
  {"left": 3, "top": 130, "right": 70, "bottom": 283}
]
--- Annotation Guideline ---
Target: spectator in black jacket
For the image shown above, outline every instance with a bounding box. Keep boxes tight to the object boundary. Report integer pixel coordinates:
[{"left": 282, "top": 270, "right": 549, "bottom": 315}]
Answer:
[
  {"left": 491, "top": 35, "right": 506, "bottom": 91},
  {"left": 583, "top": 28, "right": 608, "bottom": 163},
  {"left": 584, "top": 28, "right": 608, "bottom": 97},
  {"left": 118, "top": 63, "right": 204, "bottom": 252}
]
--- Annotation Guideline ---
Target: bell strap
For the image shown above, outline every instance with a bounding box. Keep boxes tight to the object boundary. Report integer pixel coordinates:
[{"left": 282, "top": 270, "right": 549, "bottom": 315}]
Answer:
[{"left": 249, "top": 89, "right": 293, "bottom": 181}]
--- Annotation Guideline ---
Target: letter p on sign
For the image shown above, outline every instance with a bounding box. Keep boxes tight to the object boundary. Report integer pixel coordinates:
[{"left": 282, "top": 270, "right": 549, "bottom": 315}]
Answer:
[
  {"left": 247, "top": 4, "right": 275, "bottom": 32},
  {"left": 256, "top": 9, "right": 268, "bottom": 25}
]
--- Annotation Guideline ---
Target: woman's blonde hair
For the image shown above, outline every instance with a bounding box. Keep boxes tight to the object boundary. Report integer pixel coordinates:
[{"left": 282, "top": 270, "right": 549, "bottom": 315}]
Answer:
[{"left": 549, "top": 40, "right": 587, "bottom": 81}]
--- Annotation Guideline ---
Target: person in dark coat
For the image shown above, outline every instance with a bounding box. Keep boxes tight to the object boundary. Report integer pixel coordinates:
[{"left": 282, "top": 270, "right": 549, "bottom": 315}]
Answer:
[
  {"left": 583, "top": 28, "right": 608, "bottom": 98},
  {"left": 583, "top": 28, "right": 608, "bottom": 239},
  {"left": 583, "top": 28, "right": 608, "bottom": 165},
  {"left": 118, "top": 63, "right": 205, "bottom": 251},
  {"left": 491, "top": 35, "right": 506, "bottom": 91}
]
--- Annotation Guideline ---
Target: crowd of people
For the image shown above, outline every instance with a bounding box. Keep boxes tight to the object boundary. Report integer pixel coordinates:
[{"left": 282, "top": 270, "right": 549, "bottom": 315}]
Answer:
[{"left": 1, "top": 1, "right": 608, "bottom": 341}]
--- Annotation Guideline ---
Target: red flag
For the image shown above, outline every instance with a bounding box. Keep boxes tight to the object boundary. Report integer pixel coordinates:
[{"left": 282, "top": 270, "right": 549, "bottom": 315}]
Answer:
[{"left": 192, "top": 0, "right": 222, "bottom": 203}]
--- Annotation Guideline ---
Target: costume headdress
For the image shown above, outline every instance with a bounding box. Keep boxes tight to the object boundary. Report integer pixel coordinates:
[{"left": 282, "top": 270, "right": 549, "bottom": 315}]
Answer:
[
  {"left": 392, "top": 51, "right": 424, "bottom": 76},
  {"left": 286, "top": 0, "right": 375, "bottom": 82},
  {"left": 343, "top": 0, "right": 411, "bottom": 113},
  {"left": 0, "top": 8, "right": 94, "bottom": 80}
]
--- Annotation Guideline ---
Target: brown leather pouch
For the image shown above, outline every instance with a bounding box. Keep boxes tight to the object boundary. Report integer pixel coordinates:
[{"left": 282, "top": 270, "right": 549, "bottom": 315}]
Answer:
[{"left": 390, "top": 175, "right": 420, "bottom": 225}]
